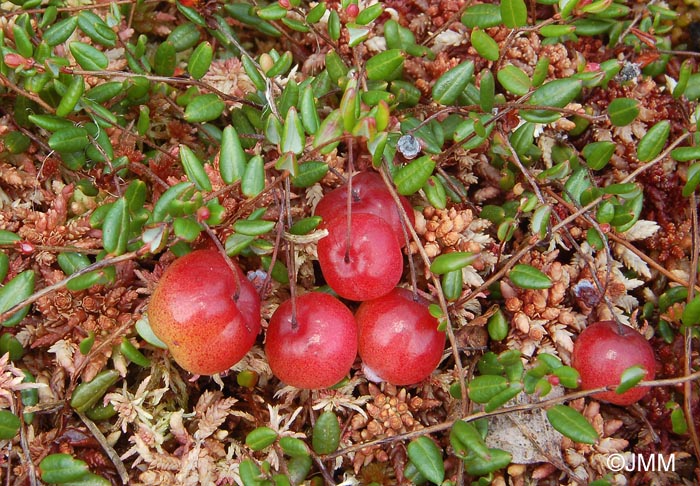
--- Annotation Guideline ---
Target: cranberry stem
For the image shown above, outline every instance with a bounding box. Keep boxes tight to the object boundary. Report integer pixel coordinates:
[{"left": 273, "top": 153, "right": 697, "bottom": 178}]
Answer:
[
  {"left": 284, "top": 177, "right": 298, "bottom": 329},
  {"left": 344, "top": 140, "right": 355, "bottom": 263},
  {"left": 203, "top": 222, "right": 242, "bottom": 301},
  {"left": 262, "top": 188, "right": 287, "bottom": 300},
  {"left": 399, "top": 205, "right": 419, "bottom": 301}
]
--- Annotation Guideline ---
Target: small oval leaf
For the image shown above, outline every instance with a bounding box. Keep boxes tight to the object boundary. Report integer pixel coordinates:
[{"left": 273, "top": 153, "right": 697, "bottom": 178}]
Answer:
[
  {"left": 546, "top": 405, "right": 598, "bottom": 444},
  {"left": 245, "top": 426, "right": 278, "bottom": 451},
  {"left": 637, "top": 120, "right": 670, "bottom": 162},
  {"left": 509, "top": 264, "right": 552, "bottom": 289},
  {"left": 406, "top": 436, "right": 444, "bottom": 485},
  {"left": 312, "top": 411, "right": 341, "bottom": 455}
]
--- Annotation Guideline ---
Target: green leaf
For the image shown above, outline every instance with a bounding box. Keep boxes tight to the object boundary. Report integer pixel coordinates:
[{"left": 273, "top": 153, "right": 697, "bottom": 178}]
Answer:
[
  {"left": 242, "top": 155, "right": 265, "bottom": 197},
  {"left": 245, "top": 426, "right": 278, "bottom": 451},
  {"left": 607, "top": 97, "right": 639, "bottom": 126},
  {"left": 471, "top": 28, "right": 499, "bottom": 61},
  {"left": 167, "top": 22, "right": 201, "bottom": 51},
  {"left": 287, "top": 455, "right": 312, "bottom": 485},
  {"left": 522, "top": 78, "right": 582, "bottom": 123},
  {"left": 0, "top": 270, "right": 35, "bottom": 327},
  {"left": 292, "top": 161, "right": 328, "bottom": 188},
  {"left": 442, "top": 269, "right": 463, "bottom": 301},
  {"left": 148, "top": 182, "right": 194, "bottom": 224},
  {"left": 0, "top": 230, "right": 20, "bottom": 245},
  {"left": 125, "top": 179, "right": 147, "bottom": 213},
  {"left": 670, "top": 403, "right": 688, "bottom": 434},
  {"left": 430, "top": 252, "right": 476, "bottom": 275},
  {"left": 540, "top": 24, "right": 576, "bottom": 37},
  {"left": 188, "top": 42, "right": 213, "bottom": 80},
  {"left": 56, "top": 252, "right": 90, "bottom": 275},
  {"left": 257, "top": 3, "right": 288, "bottom": 20},
  {"left": 487, "top": 309, "right": 509, "bottom": 341},
  {"left": 464, "top": 448, "right": 512, "bottom": 476},
  {"left": 0, "top": 410, "right": 20, "bottom": 440},
  {"left": 153, "top": 41, "right": 176, "bottom": 76},
  {"left": 220, "top": 126, "right": 248, "bottom": 184},
  {"left": 546, "top": 405, "right": 598, "bottom": 444},
  {"left": 65, "top": 267, "right": 115, "bottom": 291},
  {"left": 49, "top": 127, "right": 89, "bottom": 153},
  {"left": 615, "top": 365, "right": 647, "bottom": 394},
  {"left": 279, "top": 436, "right": 309, "bottom": 459},
  {"left": 365, "top": 49, "right": 404, "bottom": 81},
  {"left": 479, "top": 69, "right": 495, "bottom": 113},
  {"left": 509, "top": 264, "right": 552, "bottom": 289},
  {"left": 289, "top": 216, "right": 322, "bottom": 235},
  {"left": 484, "top": 382, "right": 523, "bottom": 412},
  {"left": 406, "top": 436, "right": 444, "bottom": 485},
  {"left": 312, "top": 411, "right": 341, "bottom": 455},
  {"left": 233, "top": 219, "right": 275, "bottom": 236},
  {"left": 500, "top": 0, "right": 528, "bottom": 27},
  {"left": 552, "top": 366, "right": 580, "bottom": 388},
  {"left": 423, "top": 175, "right": 447, "bottom": 209},
  {"left": 239, "top": 459, "right": 264, "bottom": 486},
  {"left": 682, "top": 295, "right": 700, "bottom": 326},
  {"left": 120, "top": 337, "right": 151, "bottom": 367},
  {"left": 281, "top": 106, "right": 305, "bottom": 155},
  {"left": 77, "top": 10, "right": 117, "bottom": 47},
  {"left": 70, "top": 370, "right": 119, "bottom": 412},
  {"left": 39, "top": 454, "right": 90, "bottom": 483},
  {"left": 432, "top": 60, "right": 474, "bottom": 105},
  {"left": 300, "top": 86, "right": 320, "bottom": 134},
  {"left": 637, "top": 120, "right": 670, "bottom": 162},
  {"left": 55, "top": 75, "right": 85, "bottom": 117},
  {"left": 312, "top": 110, "right": 343, "bottom": 155},
  {"left": 450, "top": 420, "right": 490, "bottom": 460},
  {"left": 461, "top": 3, "right": 502, "bottom": 28},
  {"left": 69, "top": 41, "right": 109, "bottom": 70},
  {"left": 185, "top": 94, "right": 225, "bottom": 123},
  {"left": 44, "top": 16, "right": 79, "bottom": 46},
  {"left": 180, "top": 145, "right": 212, "bottom": 191},
  {"left": 266, "top": 51, "right": 293, "bottom": 77},
  {"left": 173, "top": 217, "right": 202, "bottom": 242},
  {"left": 135, "top": 317, "right": 168, "bottom": 349},
  {"left": 102, "top": 198, "right": 129, "bottom": 255},
  {"left": 394, "top": 156, "right": 436, "bottom": 195},
  {"left": 683, "top": 162, "right": 700, "bottom": 197},
  {"left": 582, "top": 141, "right": 615, "bottom": 170},
  {"left": 671, "top": 146, "right": 700, "bottom": 162},
  {"left": 529, "top": 204, "right": 551, "bottom": 239},
  {"left": 468, "top": 375, "right": 508, "bottom": 403},
  {"left": 355, "top": 3, "right": 383, "bottom": 25}
]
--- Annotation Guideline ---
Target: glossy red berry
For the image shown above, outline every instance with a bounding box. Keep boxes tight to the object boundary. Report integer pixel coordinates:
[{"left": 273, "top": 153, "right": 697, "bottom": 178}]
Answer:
[
  {"left": 265, "top": 292, "right": 357, "bottom": 389},
  {"left": 149, "top": 249, "right": 261, "bottom": 375},
  {"left": 571, "top": 320, "right": 656, "bottom": 405},
  {"left": 317, "top": 213, "right": 403, "bottom": 301},
  {"left": 356, "top": 288, "right": 445, "bottom": 385},
  {"left": 315, "top": 172, "right": 415, "bottom": 247}
]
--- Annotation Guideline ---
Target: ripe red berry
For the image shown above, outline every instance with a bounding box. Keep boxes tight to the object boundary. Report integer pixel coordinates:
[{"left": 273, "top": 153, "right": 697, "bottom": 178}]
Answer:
[
  {"left": 346, "top": 3, "right": 359, "bottom": 17},
  {"left": 149, "top": 249, "right": 261, "bottom": 375},
  {"left": 571, "top": 320, "right": 656, "bottom": 405},
  {"left": 356, "top": 288, "right": 445, "bottom": 385},
  {"left": 265, "top": 292, "right": 357, "bottom": 389},
  {"left": 317, "top": 213, "right": 403, "bottom": 301},
  {"left": 315, "top": 172, "right": 415, "bottom": 247}
]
